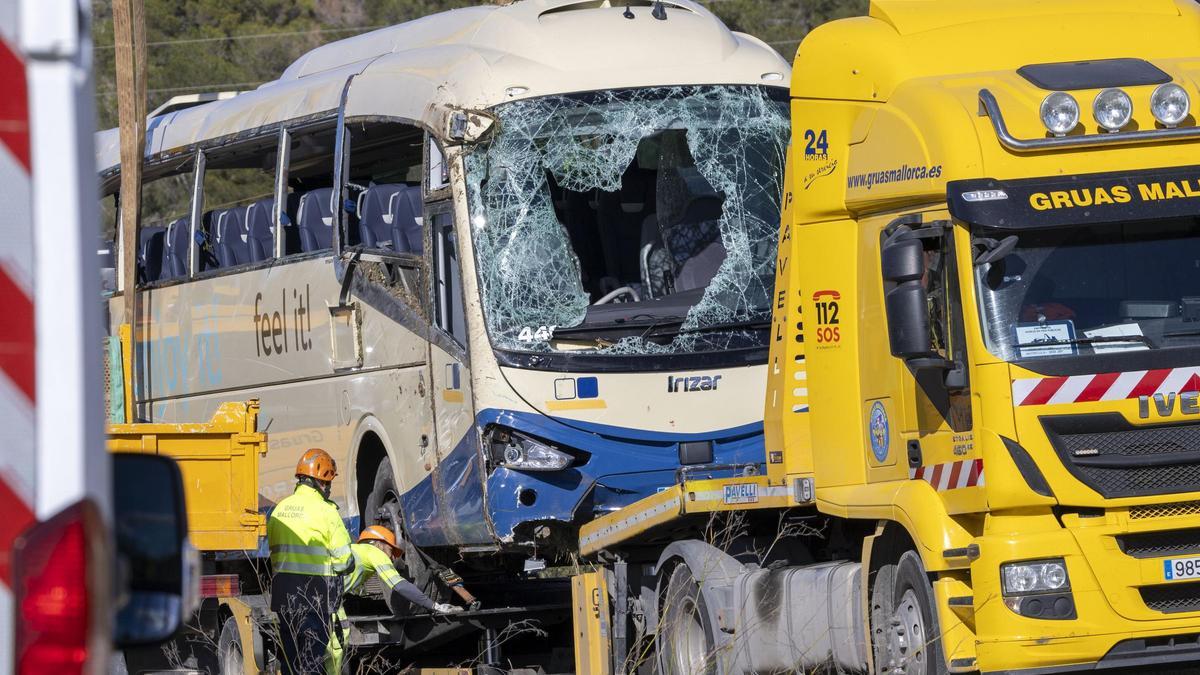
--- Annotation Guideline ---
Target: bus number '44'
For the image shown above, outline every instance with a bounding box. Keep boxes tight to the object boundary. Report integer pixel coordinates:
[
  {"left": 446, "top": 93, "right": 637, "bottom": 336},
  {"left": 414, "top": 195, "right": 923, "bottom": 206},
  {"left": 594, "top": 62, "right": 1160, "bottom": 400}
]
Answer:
[{"left": 518, "top": 325, "right": 557, "bottom": 343}]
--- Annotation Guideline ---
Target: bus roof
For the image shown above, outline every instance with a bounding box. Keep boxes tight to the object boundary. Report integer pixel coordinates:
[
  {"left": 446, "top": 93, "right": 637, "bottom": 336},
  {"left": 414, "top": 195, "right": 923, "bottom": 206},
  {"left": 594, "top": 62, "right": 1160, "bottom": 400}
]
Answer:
[{"left": 96, "top": 0, "right": 788, "bottom": 173}]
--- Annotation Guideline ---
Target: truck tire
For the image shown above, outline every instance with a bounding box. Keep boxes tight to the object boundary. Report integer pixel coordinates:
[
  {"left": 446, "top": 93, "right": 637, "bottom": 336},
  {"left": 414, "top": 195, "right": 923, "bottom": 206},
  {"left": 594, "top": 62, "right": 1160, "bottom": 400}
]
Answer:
[
  {"left": 870, "top": 550, "right": 947, "bottom": 675},
  {"left": 217, "top": 616, "right": 243, "bottom": 675},
  {"left": 362, "top": 457, "right": 443, "bottom": 601},
  {"left": 657, "top": 563, "right": 717, "bottom": 675}
]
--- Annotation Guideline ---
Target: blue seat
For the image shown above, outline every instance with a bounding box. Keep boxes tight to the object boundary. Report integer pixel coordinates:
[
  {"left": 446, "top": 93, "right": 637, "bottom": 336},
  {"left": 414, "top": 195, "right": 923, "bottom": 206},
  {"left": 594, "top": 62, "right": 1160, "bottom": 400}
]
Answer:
[
  {"left": 297, "top": 188, "right": 335, "bottom": 252},
  {"left": 357, "top": 184, "right": 409, "bottom": 250},
  {"left": 162, "top": 217, "right": 190, "bottom": 280},
  {"left": 213, "top": 207, "right": 250, "bottom": 267},
  {"left": 393, "top": 186, "right": 423, "bottom": 254},
  {"left": 137, "top": 226, "right": 166, "bottom": 283},
  {"left": 244, "top": 198, "right": 276, "bottom": 262}
]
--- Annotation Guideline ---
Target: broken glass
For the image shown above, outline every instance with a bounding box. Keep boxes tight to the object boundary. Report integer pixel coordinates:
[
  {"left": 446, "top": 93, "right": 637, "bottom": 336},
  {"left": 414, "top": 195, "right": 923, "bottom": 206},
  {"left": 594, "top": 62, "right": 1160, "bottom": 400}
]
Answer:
[{"left": 465, "top": 85, "right": 789, "bottom": 355}]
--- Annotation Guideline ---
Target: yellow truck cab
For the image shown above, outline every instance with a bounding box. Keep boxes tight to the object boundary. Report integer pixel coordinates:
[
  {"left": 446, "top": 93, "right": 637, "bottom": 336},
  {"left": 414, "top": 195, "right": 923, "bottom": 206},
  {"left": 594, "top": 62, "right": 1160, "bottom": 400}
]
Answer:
[
  {"left": 769, "top": 0, "right": 1200, "bottom": 672},
  {"left": 574, "top": 2, "right": 1200, "bottom": 674}
]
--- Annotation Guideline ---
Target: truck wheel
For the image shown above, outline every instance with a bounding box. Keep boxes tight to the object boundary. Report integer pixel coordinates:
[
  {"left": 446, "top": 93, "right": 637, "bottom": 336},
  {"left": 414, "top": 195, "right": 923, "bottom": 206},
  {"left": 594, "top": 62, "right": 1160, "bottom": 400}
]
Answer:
[
  {"left": 870, "top": 551, "right": 947, "bottom": 675},
  {"left": 362, "top": 457, "right": 443, "bottom": 601},
  {"left": 217, "top": 616, "right": 243, "bottom": 675},
  {"left": 657, "top": 563, "right": 716, "bottom": 675}
]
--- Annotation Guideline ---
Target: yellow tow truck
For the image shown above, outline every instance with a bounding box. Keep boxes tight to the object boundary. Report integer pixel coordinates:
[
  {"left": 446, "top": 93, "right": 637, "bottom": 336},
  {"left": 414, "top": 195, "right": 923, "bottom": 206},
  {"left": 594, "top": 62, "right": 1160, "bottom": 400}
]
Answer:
[
  {"left": 106, "top": 326, "right": 271, "bottom": 674},
  {"left": 572, "top": 1, "right": 1200, "bottom": 673}
]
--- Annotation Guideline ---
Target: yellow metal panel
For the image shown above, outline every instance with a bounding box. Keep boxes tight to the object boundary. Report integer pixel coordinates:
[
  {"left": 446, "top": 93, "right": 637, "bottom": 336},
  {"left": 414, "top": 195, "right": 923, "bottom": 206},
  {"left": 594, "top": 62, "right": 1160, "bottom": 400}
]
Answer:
[
  {"left": 579, "top": 485, "right": 684, "bottom": 556},
  {"left": 571, "top": 572, "right": 611, "bottom": 675},
  {"left": 931, "top": 575, "right": 977, "bottom": 673},
  {"left": 107, "top": 400, "right": 268, "bottom": 551}
]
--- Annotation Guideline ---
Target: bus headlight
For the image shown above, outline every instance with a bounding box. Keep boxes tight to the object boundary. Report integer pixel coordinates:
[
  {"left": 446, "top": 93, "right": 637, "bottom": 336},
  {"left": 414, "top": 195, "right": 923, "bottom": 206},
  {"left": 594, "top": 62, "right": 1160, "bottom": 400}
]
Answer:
[
  {"left": 1093, "top": 88, "right": 1133, "bottom": 132},
  {"left": 1151, "top": 83, "right": 1191, "bottom": 128},
  {"left": 1040, "top": 91, "right": 1080, "bottom": 136},
  {"left": 492, "top": 430, "right": 574, "bottom": 472}
]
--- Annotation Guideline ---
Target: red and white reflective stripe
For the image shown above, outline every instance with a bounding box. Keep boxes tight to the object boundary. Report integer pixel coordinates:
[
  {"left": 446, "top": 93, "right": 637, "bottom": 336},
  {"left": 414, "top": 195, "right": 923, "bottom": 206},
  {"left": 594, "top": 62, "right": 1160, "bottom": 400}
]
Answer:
[
  {"left": 1012, "top": 367, "right": 1200, "bottom": 406},
  {"left": 910, "top": 459, "right": 984, "bottom": 490}
]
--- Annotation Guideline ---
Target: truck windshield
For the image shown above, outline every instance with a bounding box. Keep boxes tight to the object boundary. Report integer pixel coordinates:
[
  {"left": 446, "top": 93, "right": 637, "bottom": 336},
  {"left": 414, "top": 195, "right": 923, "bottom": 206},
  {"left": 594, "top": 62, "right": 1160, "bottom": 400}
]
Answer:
[
  {"left": 974, "top": 218, "right": 1200, "bottom": 361},
  {"left": 464, "top": 85, "right": 789, "bottom": 356}
]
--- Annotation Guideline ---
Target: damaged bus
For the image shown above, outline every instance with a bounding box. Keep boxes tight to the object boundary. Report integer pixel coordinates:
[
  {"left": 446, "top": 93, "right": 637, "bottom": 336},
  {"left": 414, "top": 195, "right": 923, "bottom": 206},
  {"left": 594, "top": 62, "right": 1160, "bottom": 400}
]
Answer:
[{"left": 96, "top": 0, "right": 790, "bottom": 595}]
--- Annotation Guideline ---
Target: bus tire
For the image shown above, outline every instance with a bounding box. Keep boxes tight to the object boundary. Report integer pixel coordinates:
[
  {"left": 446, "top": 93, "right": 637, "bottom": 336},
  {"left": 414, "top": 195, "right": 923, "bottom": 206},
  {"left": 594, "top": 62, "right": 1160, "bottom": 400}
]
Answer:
[
  {"left": 217, "top": 616, "right": 243, "bottom": 675},
  {"left": 656, "top": 563, "right": 717, "bottom": 675},
  {"left": 870, "top": 550, "right": 947, "bottom": 675},
  {"left": 362, "top": 457, "right": 443, "bottom": 601}
]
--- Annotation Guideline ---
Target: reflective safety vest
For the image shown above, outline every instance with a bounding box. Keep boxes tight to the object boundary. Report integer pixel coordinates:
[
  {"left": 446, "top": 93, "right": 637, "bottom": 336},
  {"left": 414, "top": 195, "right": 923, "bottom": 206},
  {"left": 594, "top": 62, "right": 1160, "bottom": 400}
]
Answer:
[
  {"left": 345, "top": 542, "right": 405, "bottom": 595},
  {"left": 267, "top": 483, "right": 354, "bottom": 577}
]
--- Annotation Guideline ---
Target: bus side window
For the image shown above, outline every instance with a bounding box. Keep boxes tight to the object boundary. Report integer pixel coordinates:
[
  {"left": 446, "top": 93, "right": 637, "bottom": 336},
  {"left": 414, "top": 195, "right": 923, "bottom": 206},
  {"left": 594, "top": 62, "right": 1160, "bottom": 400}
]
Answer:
[
  {"left": 344, "top": 122, "right": 425, "bottom": 254},
  {"left": 100, "top": 192, "right": 118, "bottom": 294},
  {"left": 426, "top": 135, "right": 449, "bottom": 194},
  {"left": 200, "top": 137, "right": 278, "bottom": 271},
  {"left": 431, "top": 207, "right": 467, "bottom": 347},
  {"left": 138, "top": 159, "right": 195, "bottom": 286}
]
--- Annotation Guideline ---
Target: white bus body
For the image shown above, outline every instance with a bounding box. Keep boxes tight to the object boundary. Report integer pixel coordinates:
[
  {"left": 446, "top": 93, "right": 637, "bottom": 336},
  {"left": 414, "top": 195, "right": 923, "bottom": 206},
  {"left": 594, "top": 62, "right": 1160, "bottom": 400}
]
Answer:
[{"left": 95, "top": 0, "right": 791, "bottom": 567}]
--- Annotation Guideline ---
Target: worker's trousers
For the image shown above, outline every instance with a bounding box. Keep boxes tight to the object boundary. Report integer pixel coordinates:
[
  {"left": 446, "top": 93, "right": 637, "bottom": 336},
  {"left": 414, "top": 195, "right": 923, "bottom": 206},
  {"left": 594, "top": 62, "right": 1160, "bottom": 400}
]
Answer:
[{"left": 270, "top": 573, "right": 342, "bottom": 675}]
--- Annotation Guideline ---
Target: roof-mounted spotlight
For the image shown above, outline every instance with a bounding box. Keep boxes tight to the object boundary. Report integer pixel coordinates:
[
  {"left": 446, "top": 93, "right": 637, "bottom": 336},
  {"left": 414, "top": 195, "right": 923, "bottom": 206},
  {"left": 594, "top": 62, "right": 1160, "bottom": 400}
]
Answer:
[
  {"left": 1093, "top": 88, "right": 1133, "bottom": 132},
  {"left": 1039, "top": 91, "right": 1080, "bottom": 137},
  {"left": 1151, "top": 83, "right": 1191, "bottom": 128}
]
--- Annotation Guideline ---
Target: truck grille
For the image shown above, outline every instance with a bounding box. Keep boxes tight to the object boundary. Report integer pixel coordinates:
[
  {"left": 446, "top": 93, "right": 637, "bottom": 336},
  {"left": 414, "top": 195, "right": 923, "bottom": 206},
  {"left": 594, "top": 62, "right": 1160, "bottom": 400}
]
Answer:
[
  {"left": 1041, "top": 414, "right": 1200, "bottom": 498},
  {"left": 1118, "top": 529, "right": 1200, "bottom": 559},
  {"left": 1131, "top": 500, "right": 1200, "bottom": 520},
  {"left": 1141, "top": 582, "right": 1200, "bottom": 614}
]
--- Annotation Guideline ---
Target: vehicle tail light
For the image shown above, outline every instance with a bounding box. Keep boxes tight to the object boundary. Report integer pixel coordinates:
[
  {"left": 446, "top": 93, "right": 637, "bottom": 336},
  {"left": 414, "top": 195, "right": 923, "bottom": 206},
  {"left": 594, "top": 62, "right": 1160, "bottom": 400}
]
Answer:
[
  {"left": 199, "top": 574, "right": 241, "bottom": 598},
  {"left": 13, "top": 501, "right": 105, "bottom": 675}
]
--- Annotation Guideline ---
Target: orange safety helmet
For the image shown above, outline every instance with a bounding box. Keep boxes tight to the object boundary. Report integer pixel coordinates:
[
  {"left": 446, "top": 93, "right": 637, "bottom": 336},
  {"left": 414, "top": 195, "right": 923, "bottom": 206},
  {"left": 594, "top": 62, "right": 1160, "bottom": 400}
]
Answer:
[
  {"left": 358, "top": 525, "right": 402, "bottom": 555},
  {"left": 295, "top": 448, "right": 337, "bottom": 482}
]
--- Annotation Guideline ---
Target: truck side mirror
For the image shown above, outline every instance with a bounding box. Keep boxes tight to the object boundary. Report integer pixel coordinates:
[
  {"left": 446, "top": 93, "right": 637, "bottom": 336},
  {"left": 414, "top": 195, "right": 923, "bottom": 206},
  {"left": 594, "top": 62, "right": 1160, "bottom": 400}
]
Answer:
[
  {"left": 112, "top": 453, "right": 194, "bottom": 648},
  {"left": 881, "top": 227, "right": 933, "bottom": 358}
]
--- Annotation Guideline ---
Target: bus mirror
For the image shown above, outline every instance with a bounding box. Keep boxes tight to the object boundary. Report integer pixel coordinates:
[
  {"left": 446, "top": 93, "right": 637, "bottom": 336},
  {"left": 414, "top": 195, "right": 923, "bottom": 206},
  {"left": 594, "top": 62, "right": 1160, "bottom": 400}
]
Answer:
[
  {"left": 112, "top": 453, "right": 193, "bottom": 648},
  {"left": 884, "top": 283, "right": 933, "bottom": 358},
  {"left": 446, "top": 109, "right": 497, "bottom": 144}
]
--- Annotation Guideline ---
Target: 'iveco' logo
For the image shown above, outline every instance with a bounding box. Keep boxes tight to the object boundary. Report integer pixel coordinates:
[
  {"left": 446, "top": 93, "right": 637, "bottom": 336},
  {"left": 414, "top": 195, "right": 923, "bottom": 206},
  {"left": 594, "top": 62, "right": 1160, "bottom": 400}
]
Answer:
[
  {"left": 1139, "top": 392, "right": 1200, "bottom": 419},
  {"left": 667, "top": 374, "right": 722, "bottom": 393}
]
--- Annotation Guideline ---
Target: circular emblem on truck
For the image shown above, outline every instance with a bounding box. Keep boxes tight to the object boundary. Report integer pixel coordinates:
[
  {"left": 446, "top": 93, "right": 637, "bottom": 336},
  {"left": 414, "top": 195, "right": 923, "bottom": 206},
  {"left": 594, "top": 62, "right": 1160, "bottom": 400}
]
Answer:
[{"left": 869, "top": 401, "right": 889, "bottom": 462}]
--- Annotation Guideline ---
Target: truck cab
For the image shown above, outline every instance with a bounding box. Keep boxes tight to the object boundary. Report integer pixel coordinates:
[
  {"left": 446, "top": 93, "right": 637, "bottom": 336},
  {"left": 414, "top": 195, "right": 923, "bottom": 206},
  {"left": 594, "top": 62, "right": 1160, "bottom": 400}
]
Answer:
[{"left": 767, "top": 0, "right": 1200, "bottom": 671}]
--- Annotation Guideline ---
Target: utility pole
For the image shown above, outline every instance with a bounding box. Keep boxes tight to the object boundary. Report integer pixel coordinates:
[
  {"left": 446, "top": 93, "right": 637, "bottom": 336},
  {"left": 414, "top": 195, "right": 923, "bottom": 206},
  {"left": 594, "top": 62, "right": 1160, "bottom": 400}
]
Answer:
[{"left": 112, "top": 0, "right": 146, "bottom": 422}]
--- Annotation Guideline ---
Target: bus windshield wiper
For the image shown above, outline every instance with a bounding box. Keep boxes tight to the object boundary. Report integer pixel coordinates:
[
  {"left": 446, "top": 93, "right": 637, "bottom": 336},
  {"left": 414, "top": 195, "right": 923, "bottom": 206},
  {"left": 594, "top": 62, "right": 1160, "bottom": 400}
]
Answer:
[
  {"left": 1017, "top": 334, "right": 1158, "bottom": 350},
  {"left": 552, "top": 315, "right": 685, "bottom": 337},
  {"left": 1163, "top": 328, "right": 1200, "bottom": 339},
  {"left": 649, "top": 319, "right": 772, "bottom": 337}
]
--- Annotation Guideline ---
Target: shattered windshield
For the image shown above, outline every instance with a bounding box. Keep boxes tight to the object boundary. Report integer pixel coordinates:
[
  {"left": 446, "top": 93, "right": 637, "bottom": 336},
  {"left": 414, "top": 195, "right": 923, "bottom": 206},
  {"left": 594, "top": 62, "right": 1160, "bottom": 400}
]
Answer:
[
  {"left": 974, "top": 218, "right": 1200, "bottom": 361},
  {"left": 465, "top": 85, "right": 789, "bottom": 356}
]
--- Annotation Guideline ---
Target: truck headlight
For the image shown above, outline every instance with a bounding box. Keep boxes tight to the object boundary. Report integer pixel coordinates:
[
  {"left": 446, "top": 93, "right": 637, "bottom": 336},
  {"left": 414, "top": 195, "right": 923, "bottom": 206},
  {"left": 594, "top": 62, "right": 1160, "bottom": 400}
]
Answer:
[
  {"left": 1001, "top": 558, "right": 1075, "bottom": 620},
  {"left": 494, "top": 430, "right": 573, "bottom": 472},
  {"left": 1151, "top": 83, "right": 1191, "bottom": 128},
  {"left": 1040, "top": 91, "right": 1080, "bottom": 136},
  {"left": 1002, "top": 559, "right": 1070, "bottom": 595},
  {"left": 1093, "top": 88, "right": 1133, "bottom": 132}
]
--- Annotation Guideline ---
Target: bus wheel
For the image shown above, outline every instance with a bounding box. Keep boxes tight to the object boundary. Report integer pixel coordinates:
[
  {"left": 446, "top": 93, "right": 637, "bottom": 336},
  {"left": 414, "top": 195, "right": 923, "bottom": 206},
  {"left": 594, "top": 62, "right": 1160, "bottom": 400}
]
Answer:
[
  {"left": 870, "top": 550, "right": 946, "bottom": 675},
  {"left": 657, "top": 563, "right": 716, "bottom": 675},
  {"left": 362, "top": 457, "right": 443, "bottom": 600},
  {"left": 217, "top": 616, "right": 243, "bottom": 675}
]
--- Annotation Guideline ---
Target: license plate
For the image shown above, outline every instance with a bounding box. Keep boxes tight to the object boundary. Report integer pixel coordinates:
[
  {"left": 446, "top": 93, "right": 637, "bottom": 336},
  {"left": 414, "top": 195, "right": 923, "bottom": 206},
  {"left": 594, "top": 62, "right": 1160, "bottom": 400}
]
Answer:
[
  {"left": 723, "top": 483, "right": 758, "bottom": 505},
  {"left": 1164, "top": 557, "right": 1200, "bottom": 581}
]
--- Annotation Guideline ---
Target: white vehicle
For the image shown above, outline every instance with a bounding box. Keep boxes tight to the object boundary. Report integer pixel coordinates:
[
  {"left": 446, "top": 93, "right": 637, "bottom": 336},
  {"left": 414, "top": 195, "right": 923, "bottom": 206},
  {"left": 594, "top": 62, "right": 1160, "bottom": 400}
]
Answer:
[
  {"left": 95, "top": 0, "right": 790, "bottom": 623},
  {"left": 2, "top": 1, "right": 190, "bottom": 673}
]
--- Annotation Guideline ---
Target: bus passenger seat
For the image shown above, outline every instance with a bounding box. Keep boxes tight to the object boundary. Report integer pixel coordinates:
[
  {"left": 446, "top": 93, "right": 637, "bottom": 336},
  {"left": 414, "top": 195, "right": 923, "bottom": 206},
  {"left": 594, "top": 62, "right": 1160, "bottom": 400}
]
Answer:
[
  {"left": 397, "top": 186, "right": 423, "bottom": 254},
  {"left": 357, "top": 184, "right": 407, "bottom": 250},
  {"left": 163, "top": 217, "right": 190, "bottom": 280},
  {"left": 137, "top": 226, "right": 166, "bottom": 283},
  {"left": 245, "top": 198, "right": 276, "bottom": 262},
  {"left": 297, "top": 188, "right": 335, "bottom": 252},
  {"left": 214, "top": 208, "right": 251, "bottom": 267}
]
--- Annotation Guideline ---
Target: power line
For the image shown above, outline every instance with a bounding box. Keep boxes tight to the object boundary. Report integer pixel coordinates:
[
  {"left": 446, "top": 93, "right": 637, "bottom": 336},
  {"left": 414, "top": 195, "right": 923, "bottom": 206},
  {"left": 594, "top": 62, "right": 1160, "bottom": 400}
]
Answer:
[{"left": 95, "top": 24, "right": 386, "bottom": 50}]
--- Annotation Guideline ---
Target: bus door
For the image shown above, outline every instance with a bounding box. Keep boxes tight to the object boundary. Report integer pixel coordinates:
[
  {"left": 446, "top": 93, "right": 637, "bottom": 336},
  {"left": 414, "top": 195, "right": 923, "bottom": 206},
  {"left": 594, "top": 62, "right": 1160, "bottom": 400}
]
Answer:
[{"left": 427, "top": 200, "right": 482, "bottom": 543}]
